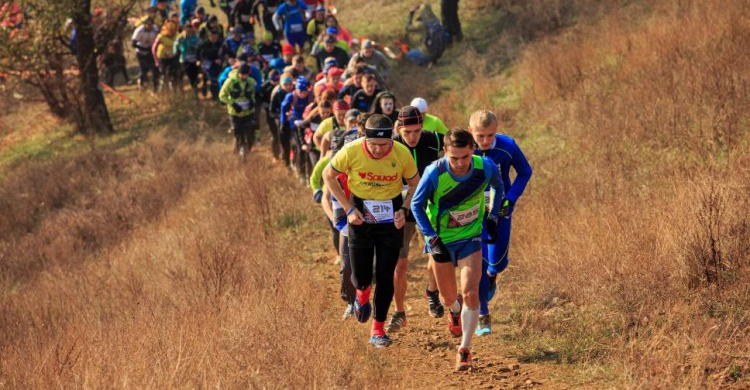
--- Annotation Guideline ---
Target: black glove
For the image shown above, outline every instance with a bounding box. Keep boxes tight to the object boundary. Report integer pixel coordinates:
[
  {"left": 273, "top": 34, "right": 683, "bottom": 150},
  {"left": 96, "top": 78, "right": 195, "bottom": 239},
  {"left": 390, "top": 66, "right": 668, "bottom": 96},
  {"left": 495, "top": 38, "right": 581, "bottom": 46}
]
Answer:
[
  {"left": 429, "top": 236, "right": 451, "bottom": 263},
  {"left": 499, "top": 198, "right": 513, "bottom": 218},
  {"left": 313, "top": 189, "right": 323, "bottom": 203},
  {"left": 232, "top": 103, "right": 244, "bottom": 113},
  {"left": 484, "top": 216, "right": 499, "bottom": 244}
]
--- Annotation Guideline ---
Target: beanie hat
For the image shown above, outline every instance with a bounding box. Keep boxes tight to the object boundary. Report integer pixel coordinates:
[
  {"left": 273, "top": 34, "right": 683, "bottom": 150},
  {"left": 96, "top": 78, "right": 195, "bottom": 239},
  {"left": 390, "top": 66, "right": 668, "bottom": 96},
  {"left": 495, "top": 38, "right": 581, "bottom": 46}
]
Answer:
[{"left": 397, "top": 106, "right": 423, "bottom": 127}]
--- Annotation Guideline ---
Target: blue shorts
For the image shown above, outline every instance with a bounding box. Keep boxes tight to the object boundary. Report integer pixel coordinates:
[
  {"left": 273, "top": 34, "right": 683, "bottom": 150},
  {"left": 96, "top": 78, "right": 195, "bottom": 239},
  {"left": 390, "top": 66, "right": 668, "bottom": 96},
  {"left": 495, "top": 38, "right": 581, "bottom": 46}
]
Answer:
[
  {"left": 285, "top": 32, "right": 306, "bottom": 50},
  {"left": 425, "top": 236, "right": 482, "bottom": 266}
]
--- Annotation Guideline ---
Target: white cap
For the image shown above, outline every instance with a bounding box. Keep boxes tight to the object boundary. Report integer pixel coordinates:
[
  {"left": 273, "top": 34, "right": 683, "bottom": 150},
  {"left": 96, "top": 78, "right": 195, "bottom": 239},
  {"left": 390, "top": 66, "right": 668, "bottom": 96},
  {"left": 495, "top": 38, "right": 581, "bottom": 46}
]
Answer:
[{"left": 410, "top": 97, "right": 428, "bottom": 114}]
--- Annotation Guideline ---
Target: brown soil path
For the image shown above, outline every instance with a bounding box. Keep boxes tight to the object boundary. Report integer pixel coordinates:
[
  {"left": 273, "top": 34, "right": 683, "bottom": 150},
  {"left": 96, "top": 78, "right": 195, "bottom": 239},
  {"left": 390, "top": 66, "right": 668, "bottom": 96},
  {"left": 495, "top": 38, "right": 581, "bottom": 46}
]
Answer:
[{"left": 307, "top": 235, "right": 603, "bottom": 389}]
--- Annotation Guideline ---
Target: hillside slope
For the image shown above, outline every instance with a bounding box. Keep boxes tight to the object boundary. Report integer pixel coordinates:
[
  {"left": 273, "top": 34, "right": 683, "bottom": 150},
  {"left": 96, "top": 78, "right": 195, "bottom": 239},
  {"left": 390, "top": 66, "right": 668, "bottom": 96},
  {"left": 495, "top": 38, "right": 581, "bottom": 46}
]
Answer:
[{"left": 1, "top": 0, "right": 747, "bottom": 388}]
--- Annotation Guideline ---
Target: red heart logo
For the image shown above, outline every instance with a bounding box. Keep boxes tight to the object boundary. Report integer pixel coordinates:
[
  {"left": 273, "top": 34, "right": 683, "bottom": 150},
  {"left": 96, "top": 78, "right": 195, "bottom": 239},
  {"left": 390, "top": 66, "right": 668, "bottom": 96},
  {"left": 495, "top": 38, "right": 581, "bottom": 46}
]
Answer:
[{"left": 358, "top": 172, "right": 367, "bottom": 179}]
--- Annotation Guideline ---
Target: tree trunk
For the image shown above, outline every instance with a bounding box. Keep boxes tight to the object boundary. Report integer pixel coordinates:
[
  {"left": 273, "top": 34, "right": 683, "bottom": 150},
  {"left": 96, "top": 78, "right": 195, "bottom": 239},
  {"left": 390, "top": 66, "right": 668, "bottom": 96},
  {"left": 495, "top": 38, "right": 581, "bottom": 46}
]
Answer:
[{"left": 72, "top": 0, "right": 114, "bottom": 134}]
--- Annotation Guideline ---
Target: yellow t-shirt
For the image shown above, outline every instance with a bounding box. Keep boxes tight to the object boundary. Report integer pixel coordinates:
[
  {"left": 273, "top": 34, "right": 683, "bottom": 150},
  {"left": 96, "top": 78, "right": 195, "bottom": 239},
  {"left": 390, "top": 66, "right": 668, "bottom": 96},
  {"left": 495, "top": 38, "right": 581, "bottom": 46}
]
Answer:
[
  {"left": 330, "top": 138, "right": 418, "bottom": 200},
  {"left": 314, "top": 116, "right": 337, "bottom": 138}
]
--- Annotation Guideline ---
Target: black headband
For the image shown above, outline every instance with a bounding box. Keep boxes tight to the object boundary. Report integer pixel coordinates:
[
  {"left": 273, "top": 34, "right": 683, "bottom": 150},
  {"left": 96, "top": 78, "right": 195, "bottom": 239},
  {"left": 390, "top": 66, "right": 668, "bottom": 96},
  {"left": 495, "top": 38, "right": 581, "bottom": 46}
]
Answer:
[{"left": 365, "top": 128, "right": 393, "bottom": 139}]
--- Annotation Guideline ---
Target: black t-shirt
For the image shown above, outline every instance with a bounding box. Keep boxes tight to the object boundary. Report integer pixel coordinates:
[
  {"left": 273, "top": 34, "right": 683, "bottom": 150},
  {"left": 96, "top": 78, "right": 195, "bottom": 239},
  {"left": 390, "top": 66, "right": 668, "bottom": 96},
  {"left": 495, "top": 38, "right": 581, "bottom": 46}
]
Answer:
[
  {"left": 350, "top": 88, "right": 382, "bottom": 113},
  {"left": 258, "top": 42, "right": 281, "bottom": 64},
  {"left": 394, "top": 130, "right": 444, "bottom": 177}
]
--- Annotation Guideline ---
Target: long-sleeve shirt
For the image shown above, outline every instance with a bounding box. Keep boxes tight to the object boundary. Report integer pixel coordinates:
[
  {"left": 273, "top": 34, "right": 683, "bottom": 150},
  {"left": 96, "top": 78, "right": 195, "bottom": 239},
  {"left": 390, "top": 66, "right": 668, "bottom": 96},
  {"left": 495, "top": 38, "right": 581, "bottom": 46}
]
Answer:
[
  {"left": 347, "top": 50, "right": 391, "bottom": 79},
  {"left": 476, "top": 134, "right": 532, "bottom": 204},
  {"left": 280, "top": 90, "right": 311, "bottom": 126},
  {"left": 131, "top": 25, "right": 158, "bottom": 55},
  {"left": 411, "top": 156, "right": 504, "bottom": 240}
]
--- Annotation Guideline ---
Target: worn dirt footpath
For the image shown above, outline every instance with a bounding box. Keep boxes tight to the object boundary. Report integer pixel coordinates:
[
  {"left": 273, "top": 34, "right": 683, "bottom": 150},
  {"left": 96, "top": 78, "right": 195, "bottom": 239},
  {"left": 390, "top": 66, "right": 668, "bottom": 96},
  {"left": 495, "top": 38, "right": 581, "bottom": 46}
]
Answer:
[{"left": 303, "top": 223, "right": 604, "bottom": 389}]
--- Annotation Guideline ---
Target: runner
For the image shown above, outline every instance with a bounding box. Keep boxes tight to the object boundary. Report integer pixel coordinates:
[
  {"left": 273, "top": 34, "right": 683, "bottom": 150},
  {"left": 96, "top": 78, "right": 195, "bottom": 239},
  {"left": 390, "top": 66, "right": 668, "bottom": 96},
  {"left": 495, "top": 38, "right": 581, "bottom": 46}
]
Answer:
[
  {"left": 197, "top": 29, "right": 224, "bottom": 100},
  {"left": 349, "top": 73, "right": 381, "bottom": 113},
  {"left": 386, "top": 106, "right": 444, "bottom": 333},
  {"left": 272, "top": 0, "right": 310, "bottom": 53},
  {"left": 219, "top": 64, "right": 258, "bottom": 161},
  {"left": 312, "top": 99, "right": 348, "bottom": 156},
  {"left": 131, "top": 17, "right": 159, "bottom": 93},
  {"left": 322, "top": 114, "right": 420, "bottom": 347},
  {"left": 411, "top": 128, "right": 506, "bottom": 371},
  {"left": 280, "top": 76, "right": 313, "bottom": 171},
  {"left": 258, "top": 69, "right": 282, "bottom": 159},
  {"left": 151, "top": 20, "right": 179, "bottom": 92},
  {"left": 370, "top": 91, "right": 399, "bottom": 123},
  {"left": 313, "top": 34, "right": 350, "bottom": 74},
  {"left": 175, "top": 23, "right": 201, "bottom": 93},
  {"left": 410, "top": 97, "right": 449, "bottom": 134},
  {"left": 468, "top": 110, "right": 532, "bottom": 336},
  {"left": 347, "top": 39, "right": 391, "bottom": 81}
]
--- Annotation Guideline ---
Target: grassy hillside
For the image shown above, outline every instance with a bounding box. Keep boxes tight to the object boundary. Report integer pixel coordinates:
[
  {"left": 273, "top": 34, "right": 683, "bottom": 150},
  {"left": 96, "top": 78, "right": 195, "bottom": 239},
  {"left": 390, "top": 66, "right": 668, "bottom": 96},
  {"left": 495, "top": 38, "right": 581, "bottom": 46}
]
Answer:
[{"left": 1, "top": 0, "right": 747, "bottom": 388}]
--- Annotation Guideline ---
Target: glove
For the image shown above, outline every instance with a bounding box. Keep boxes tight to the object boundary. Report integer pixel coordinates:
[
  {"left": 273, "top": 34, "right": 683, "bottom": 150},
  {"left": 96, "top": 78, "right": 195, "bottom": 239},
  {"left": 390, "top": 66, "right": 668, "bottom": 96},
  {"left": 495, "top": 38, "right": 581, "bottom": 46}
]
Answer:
[
  {"left": 313, "top": 189, "right": 323, "bottom": 203},
  {"left": 484, "top": 216, "right": 499, "bottom": 244},
  {"left": 232, "top": 103, "right": 244, "bottom": 113},
  {"left": 428, "top": 236, "right": 451, "bottom": 263},
  {"left": 209, "top": 0, "right": 216, "bottom": 7},
  {"left": 499, "top": 198, "right": 513, "bottom": 218}
]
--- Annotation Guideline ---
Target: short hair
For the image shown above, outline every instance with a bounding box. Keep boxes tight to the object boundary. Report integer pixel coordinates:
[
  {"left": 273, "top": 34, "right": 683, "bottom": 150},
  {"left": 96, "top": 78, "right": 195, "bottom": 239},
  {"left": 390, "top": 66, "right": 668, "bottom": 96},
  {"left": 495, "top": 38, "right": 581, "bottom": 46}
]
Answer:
[
  {"left": 469, "top": 110, "right": 497, "bottom": 129},
  {"left": 444, "top": 128, "right": 476, "bottom": 149},
  {"left": 319, "top": 100, "right": 333, "bottom": 109},
  {"left": 362, "top": 73, "right": 377, "bottom": 83},
  {"left": 293, "top": 54, "right": 305, "bottom": 64},
  {"left": 319, "top": 89, "right": 336, "bottom": 102}
]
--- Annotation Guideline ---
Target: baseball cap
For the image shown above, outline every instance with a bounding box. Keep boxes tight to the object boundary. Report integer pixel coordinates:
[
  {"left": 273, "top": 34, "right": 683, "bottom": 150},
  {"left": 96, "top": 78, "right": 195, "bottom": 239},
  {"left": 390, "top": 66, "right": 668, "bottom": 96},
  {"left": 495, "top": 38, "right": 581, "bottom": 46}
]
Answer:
[
  {"left": 410, "top": 97, "right": 428, "bottom": 114},
  {"left": 325, "top": 27, "right": 338, "bottom": 35},
  {"left": 281, "top": 43, "right": 295, "bottom": 55},
  {"left": 345, "top": 109, "right": 361, "bottom": 122},
  {"left": 327, "top": 67, "right": 344, "bottom": 78},
  {"left": 362, "top": 39, "right": 374, "bottom": 49}
]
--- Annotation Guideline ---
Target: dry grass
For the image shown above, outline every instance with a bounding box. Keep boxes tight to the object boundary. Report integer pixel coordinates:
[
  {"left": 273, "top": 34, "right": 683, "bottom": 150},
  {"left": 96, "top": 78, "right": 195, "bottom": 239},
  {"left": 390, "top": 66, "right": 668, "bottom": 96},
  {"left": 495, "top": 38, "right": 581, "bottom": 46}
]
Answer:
[
  {"left": 1, "top": 0, "right": 748, "bottom": 388},
  {"left": 0, "top": 130, "right": 396, "bottom": 387}
]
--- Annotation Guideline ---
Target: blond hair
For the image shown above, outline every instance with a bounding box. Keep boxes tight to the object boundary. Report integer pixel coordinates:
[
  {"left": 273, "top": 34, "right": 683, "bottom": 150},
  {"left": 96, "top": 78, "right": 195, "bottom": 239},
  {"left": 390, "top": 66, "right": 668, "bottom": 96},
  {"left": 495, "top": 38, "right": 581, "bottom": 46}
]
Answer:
[{"left": 468, "top": 110, "right": 497, "bottom": 129}]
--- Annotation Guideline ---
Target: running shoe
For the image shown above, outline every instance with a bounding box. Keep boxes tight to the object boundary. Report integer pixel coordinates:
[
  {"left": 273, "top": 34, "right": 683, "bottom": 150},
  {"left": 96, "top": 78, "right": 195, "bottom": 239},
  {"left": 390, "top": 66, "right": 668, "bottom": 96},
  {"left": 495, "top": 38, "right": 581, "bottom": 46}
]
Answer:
[
  {"left": 370, "top": 334, "right": 392, "bottom": 348},
  {"left": 475, "top": 314, "right": 492, "bottom": 336},
  {"left": 424, "top": 288, "right": 445, "bottom": 318},
  {"left": 342, "top": 303, "right": 355, "bottom": 321},
  {"left": 354, "top": 299, "right": 372, "bottom": 323},
  {"left": 385, "top": 311, "right": 407, "bottom": 333},
  {"left": 487, "top": 272, "right": 497, "bottom": 301},
  {"left": 448, "top": 294, "right": 463, "bottom": 337},
  {"left": 456, "top": 348, "right": 472, "bottom": 371}
]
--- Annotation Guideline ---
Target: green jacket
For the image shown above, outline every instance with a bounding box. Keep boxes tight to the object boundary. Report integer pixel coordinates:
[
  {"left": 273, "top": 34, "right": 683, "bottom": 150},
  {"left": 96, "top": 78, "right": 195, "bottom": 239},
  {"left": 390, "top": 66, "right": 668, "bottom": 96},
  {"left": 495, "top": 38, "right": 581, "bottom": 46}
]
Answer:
[{"left": 219, "top": 76, "right": 257, "bottom": 117}]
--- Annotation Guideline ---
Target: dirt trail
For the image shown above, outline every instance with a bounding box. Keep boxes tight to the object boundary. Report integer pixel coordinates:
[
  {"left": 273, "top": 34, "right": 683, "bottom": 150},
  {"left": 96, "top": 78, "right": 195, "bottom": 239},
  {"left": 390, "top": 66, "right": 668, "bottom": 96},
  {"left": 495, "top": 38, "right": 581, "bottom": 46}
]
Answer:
[{"left": 307, "top": 235, "right": 599, "bottom": 389}]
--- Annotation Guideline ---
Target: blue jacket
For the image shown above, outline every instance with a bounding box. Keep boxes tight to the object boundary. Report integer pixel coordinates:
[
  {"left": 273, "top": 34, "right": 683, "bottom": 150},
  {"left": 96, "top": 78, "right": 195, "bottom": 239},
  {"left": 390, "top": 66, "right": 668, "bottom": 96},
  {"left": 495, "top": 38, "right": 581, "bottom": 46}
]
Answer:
[
  {"left": 274, "top": 2, "right": 309, "bottom": 36},
  {"left": 280, "top": 90, "right": 311, "bottom": 126},
  {"left": 475, "top": 134, "right": 532, "bottom": 205}
]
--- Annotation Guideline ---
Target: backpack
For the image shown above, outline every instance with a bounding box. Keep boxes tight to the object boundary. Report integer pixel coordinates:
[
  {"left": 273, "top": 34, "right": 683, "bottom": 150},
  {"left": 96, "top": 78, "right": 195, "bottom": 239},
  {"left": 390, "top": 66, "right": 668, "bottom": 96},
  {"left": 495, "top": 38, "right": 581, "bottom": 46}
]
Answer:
[{"left": 424, "top": 20, "right": 446, "bottom": 62}]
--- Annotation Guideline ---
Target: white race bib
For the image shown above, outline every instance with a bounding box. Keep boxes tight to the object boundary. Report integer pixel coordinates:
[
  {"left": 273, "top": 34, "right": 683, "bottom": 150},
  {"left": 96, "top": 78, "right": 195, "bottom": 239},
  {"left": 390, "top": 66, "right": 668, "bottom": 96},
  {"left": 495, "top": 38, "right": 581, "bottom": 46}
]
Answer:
[
  {"left": 310, "top": 122, "right": 320, "bottom": 131},
  {"left": 238, "top": 100, "right": 251, "bottom": 110},
  {"left": 363, "top": 200, "right": 394, "bottom": 224},
  {"left": 290, "top": 23, "right": 303, "bottom": 33},
  {"left": 448, "top": 205, "right": 480, "bottom": 228}
]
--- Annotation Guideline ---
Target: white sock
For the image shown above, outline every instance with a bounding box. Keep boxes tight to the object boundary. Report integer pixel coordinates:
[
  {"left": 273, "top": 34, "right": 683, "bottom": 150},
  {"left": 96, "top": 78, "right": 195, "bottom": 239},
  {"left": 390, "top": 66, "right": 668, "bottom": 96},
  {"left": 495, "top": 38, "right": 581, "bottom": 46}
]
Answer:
[
  {"left": 460, "top": 305, "right": 479, "bottom": 350},
  {"left": 449, "top": 298, "right": 461, "bottom": 314}
]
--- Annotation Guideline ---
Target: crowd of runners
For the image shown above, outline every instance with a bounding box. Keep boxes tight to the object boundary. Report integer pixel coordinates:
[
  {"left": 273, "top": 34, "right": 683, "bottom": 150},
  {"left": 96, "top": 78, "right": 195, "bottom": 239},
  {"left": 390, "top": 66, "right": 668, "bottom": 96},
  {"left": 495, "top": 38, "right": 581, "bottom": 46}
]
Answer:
[{"left": 5, "top": 0, "right": 532, "bottom": 372}]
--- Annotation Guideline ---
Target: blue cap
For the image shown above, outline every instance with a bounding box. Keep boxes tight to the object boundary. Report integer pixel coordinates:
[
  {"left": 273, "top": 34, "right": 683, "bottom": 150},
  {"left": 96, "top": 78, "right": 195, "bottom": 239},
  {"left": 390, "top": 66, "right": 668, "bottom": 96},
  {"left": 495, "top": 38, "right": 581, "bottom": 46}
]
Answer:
[{"left": 325, "top": 26, "right": 338, "bottom": 35}]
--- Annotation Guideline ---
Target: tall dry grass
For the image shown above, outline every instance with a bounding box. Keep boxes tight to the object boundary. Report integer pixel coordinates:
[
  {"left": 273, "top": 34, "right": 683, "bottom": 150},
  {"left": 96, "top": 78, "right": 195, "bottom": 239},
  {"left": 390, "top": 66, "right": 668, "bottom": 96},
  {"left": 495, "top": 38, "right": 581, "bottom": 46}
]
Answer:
[
  {"left": 503, "top": 0, "right": 749, "bottom": 387},
  {"left": 379, "top": 0, "right": 748, "bottom": 386},
  {"left": 0, "top": 133, "right": 396, "bottom": 387}
]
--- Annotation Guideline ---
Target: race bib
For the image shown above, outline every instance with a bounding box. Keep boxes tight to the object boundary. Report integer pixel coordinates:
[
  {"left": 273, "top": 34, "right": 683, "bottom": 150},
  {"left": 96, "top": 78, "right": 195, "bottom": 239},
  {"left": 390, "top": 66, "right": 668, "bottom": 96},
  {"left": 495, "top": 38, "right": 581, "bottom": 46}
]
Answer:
[
  {"left": 310, "top": 123, "right": 320, "bottom": 131},
  {"left": 184, "top": 54, "right": 197, "bottom": 62},
  {"left": 238, "top": 100, "right": 251, "bottom": 110},
  {"left": 363, "top": 200, "right": 394, "bottom": 224},
  {"left": 484, "top": 190, "right": 492, "bottom": 212},
  {"left": 241, "top": 14, "right": 251, "bottom": 22},
  {"left": 290, "top": 23, "right": 303, "bottom": 33},
  {"left": 448, "top": 205, "right": 480, "bottom": 228},
  {"left": 262, "top": 54, "right": 275, "bottom": 62}
]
